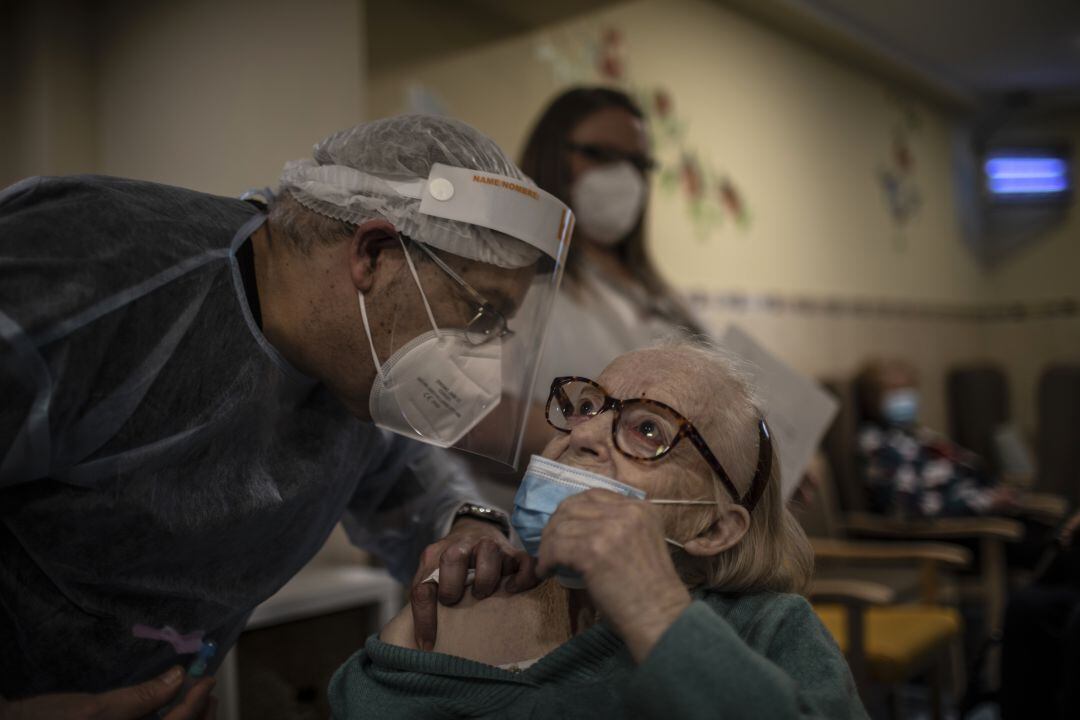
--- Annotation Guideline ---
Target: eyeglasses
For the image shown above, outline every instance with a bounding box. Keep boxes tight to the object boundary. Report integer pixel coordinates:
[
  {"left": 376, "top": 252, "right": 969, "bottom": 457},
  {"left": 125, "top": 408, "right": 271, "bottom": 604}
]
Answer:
[
  {"left": 566, "top": 142, "right": 657, "bottom": 174},
  {"left": 545, "top": 376, "right": 773, "bottom": 511},
  {"left": 405, "top": 235, "right": 514, "bottom": 346}
]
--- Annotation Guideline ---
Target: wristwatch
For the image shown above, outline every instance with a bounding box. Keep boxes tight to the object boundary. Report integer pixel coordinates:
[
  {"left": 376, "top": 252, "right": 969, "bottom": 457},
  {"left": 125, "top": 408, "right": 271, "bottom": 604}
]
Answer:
[{"left": 453, "top": 503, "right": 511, "bottom": 537}]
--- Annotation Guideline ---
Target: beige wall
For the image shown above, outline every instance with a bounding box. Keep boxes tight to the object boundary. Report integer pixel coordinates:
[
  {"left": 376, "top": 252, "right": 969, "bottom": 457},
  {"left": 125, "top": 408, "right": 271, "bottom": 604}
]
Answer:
[
  {"left": 3, "top": 0, "right": 367, "bottom": 196},
  {"left": 95, "top": 0, "right": 365, "bottom": 196},
  {"left": 984, "top": 121, "right": 1080, "bottom": 303},
  {"left": 370, "top": 0, "right": 1079, "bottom": 438},
  {"left": 1, "top": 1, "right": 99, "bottom": 186},
  {"left": 371, "top": 0, "right": 987, "bottom": 303}
]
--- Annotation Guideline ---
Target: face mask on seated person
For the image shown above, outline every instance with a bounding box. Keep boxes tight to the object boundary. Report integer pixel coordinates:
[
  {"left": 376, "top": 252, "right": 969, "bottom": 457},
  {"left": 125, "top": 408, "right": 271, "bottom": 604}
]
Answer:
[
  {"left": 881, "top": 388, "right": 919, "bottom": 426},
  {"left": 511, "top": 455, "right": 715, "bottom": 588}
]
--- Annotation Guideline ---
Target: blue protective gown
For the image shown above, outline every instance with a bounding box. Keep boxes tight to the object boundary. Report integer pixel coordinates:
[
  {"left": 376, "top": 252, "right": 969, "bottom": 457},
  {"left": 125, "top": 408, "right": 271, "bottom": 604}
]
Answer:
[{"left": 0, "top": 176, "right": 485, "bottom": 697}]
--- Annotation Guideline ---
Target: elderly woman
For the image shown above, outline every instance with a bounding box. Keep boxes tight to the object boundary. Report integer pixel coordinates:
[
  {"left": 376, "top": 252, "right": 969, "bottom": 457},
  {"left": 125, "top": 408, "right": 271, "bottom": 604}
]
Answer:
[
  {"left": 329, "top": 344, "right": 867, "bottom": 719},
  {"left": 854, "top": 358, "right": 1017, "bottom": 519}
]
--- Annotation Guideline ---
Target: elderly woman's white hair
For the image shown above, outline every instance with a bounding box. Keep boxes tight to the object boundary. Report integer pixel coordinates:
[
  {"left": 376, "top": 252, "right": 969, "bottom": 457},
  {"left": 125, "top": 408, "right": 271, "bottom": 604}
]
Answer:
[{"left": 656, "top": 338, "right": 814, "bottom": 595}]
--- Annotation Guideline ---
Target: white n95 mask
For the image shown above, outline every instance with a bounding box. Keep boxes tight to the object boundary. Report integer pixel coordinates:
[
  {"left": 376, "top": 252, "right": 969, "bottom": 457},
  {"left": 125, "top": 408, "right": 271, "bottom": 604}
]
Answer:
[
  {"left": 359, "top": 236, "right": 501, "bottom": 448},
  {"left": 511, "top": 455, "right": 716, "bottom": 588},
  {"left": 569, "top": 161, "right": 647, "bottom": 246}
]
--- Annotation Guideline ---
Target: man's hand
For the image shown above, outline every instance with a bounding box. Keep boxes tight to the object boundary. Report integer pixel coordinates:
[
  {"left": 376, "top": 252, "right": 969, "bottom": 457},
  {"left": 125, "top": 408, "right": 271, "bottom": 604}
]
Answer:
[
  {"left": 535, "top": 489, "right": 692, "bottom": 664},
  {"left": 410, "top": 517, "right": 538, "bottom": 651},
  {"left": 0, "top": 667, "right": 216, "bottom": 720}
]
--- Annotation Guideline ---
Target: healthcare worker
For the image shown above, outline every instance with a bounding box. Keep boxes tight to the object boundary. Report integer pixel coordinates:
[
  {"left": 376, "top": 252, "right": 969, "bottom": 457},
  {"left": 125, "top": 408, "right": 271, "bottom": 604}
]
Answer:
[{"left": 0, "top": 114, "right": 572, "bottom": 718}]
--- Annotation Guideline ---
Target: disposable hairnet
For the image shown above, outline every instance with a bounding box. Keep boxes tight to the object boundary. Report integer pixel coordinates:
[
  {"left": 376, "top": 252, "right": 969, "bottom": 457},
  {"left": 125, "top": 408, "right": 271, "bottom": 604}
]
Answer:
[{"left": 279, "top": 114, "right": 541, "bottom": 269}]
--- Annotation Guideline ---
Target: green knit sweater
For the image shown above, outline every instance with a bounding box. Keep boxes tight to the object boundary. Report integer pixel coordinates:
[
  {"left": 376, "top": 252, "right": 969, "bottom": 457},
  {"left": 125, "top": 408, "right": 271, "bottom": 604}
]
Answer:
[{"left": 328, "top": 590, "right": 868, "bottom": 719}]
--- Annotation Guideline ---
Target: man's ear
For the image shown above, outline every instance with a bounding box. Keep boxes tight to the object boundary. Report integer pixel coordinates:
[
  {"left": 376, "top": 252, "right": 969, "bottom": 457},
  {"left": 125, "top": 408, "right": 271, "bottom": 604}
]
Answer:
[
  {"left": 350, "top": 219, "right": 398, "bottom": 293},
  {"left": 681, "top": 504, "right": 750, "bottom": 558}
]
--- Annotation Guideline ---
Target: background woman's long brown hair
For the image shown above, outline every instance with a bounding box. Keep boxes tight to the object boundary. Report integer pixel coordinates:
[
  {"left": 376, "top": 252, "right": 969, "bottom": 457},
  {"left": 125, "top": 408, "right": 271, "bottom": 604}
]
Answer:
[{"left": 519, "top": 86, "right": 705, "bottom": 335}]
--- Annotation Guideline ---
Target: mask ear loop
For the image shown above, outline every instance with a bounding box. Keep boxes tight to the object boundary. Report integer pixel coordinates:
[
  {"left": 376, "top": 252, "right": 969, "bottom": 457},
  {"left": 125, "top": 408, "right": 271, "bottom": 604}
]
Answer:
[
  {"left": 356, "top": 232, "right": 444, "bottom": 375},
  {"left": 397, "top": 233, "right": 441, "bottom": 339},
  {"left": 648, "top": 498, "right": 720, "bottom": 551},
  {"left": 358, "top": 291, "right": 383, "bottom": 375}
]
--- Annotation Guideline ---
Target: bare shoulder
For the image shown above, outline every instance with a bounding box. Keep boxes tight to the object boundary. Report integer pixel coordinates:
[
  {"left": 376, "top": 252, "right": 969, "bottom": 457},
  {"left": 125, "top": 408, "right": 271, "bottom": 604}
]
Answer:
[
  {"left": 379, "top": 605, "right": 418, "bottom": 649},
  {"left": 378, "top": 580, "right": 571, "bottom": 666}
]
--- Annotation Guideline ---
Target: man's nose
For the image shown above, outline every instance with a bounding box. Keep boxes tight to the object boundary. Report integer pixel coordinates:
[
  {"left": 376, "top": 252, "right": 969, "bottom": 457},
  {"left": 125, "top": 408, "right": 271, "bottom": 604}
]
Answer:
[{"left": 566, "top": 410, "right": 615, "bottom": 461}]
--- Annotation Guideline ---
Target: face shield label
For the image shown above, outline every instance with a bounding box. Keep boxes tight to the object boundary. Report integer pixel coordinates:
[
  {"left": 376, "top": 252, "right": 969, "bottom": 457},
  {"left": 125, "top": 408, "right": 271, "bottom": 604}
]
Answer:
[{"left": 419, "top": 164, "right": 572, "bottom": 261}]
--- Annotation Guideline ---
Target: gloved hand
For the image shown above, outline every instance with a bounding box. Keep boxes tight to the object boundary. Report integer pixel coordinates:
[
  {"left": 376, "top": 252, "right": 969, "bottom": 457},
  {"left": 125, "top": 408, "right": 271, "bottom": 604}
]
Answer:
[
  {"left": 410, "top": 517, "right": 538, "bottom": 651},
  {"left": 0, "top": 666, "right": 215, "bottom": 720}
]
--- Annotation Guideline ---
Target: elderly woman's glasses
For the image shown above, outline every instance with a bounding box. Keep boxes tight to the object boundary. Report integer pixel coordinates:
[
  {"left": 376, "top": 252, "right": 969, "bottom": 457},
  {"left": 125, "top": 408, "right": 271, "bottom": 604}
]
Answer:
[
  {"left": 406, "top": 236, "right": 513, "bottom": 346},
  {"left": 545, "top": 376, "right": 773, "bottom": 511}
]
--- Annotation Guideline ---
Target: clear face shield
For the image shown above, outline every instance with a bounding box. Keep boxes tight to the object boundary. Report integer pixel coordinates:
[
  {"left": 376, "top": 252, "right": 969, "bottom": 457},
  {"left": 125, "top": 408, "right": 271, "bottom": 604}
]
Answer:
[{"left": 361, "top": 163, "right": 573, "bottom": 469}]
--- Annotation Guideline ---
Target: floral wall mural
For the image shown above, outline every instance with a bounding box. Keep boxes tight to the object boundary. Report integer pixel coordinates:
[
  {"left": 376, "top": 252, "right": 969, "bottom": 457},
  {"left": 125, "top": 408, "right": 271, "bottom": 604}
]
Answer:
[
  {"left": 877, "top": 98, "right": 923, "bottom": 247},
  {"left": 536, "top": 26, "right": 752, "bottom": 240}
]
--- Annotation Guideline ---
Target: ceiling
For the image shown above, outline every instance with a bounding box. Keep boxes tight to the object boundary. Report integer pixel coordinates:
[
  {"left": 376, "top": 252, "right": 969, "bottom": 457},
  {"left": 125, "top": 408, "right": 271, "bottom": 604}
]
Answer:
[
  {"left": 785, "top": 0, "right": 1080, "bottom": 106},
  {"left": 368, "top": 0, "right": 1080, "bottom": 112}
]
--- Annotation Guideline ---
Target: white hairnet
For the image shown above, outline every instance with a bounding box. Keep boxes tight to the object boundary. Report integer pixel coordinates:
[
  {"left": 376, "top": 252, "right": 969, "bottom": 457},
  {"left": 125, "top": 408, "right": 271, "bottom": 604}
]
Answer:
[{"left": 279, "top": 114, "right": 541, "bottom": 269}]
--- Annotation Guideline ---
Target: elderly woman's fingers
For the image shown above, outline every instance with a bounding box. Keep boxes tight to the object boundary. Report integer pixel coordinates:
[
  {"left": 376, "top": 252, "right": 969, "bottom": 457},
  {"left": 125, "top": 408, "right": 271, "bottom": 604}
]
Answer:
[
  {"left": 471, "top": 538, "right": 503, "bottom": 599},
  {"left": 505, "top": 552, "right": 540, "bottom": 593},
  {"left": 578, "top": 488, "right": 633, "bottom": 503},
  {"left": 536, "top": 518, "right": 599, "bottom": 577}
]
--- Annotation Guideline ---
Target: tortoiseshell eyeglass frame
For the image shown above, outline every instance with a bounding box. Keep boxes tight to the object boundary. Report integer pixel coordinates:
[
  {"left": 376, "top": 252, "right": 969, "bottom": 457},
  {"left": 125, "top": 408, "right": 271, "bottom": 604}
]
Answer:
[{"left": 545, "top": 376, "right": 774, "bottom": 512}]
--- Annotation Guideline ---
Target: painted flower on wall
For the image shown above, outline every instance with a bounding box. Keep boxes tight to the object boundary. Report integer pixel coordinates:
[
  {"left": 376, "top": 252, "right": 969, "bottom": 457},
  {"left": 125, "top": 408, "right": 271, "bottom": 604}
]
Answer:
[
  {"left": 535, "top": 25, "right": 753, "bottom": 240},
  {"left": 878, "top": 99, "right": 923, "bottom": 237},
  {"left": 598, "top": 28, "right": 624, "bottom": 80}
]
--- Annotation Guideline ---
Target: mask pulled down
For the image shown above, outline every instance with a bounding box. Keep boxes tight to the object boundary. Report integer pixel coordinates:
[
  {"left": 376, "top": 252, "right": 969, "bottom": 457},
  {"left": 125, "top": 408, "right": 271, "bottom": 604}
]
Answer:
[{"left": 511, "top": 455, "right": 715, "bottom": 588}]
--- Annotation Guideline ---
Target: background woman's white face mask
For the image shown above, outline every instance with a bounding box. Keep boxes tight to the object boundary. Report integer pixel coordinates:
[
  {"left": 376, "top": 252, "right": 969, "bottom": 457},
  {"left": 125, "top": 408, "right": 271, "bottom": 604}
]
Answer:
[{"left": 569, "top": 161, "right": 647, "bottom": 246}]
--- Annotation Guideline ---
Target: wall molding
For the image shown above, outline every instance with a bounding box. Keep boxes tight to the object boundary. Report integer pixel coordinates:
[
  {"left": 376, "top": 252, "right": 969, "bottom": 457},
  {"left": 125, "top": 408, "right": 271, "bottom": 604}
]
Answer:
[{"left": 687, "top": 290, "right": 1079, "bottom": 323}]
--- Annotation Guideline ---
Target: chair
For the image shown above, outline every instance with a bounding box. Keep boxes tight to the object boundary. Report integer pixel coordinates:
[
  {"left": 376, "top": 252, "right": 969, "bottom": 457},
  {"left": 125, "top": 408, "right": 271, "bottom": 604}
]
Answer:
[
  {"left": 947, "top": 364, "right": 1070, "bottom": 524},
  {"left": 946, "top": 365, "right": 1010, "bottom": 479},
  {"left": 820, "top": 376, "right": 1025, "bottom": 690},
  {"left": 1038, "top": 364, "right": 1080, "bottom": 506},
  {"left": 798, "top": 455, "right": 970, "bottom": 719}
]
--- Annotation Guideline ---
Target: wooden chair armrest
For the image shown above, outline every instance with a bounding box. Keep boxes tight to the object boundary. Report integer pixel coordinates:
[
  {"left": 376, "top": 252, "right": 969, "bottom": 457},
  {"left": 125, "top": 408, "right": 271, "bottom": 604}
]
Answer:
[
  {"left": 1016, "top": 492, "right": 1069, "bottom": 523},
  {"left": 809, "top": 578, "right": 897, "bottom": 606},
  {"left": 844, "top": 512, "right": 1025, "bottom": 541},
  {"left": 811, "top": 537, "right": 971, "bottom": 569}
]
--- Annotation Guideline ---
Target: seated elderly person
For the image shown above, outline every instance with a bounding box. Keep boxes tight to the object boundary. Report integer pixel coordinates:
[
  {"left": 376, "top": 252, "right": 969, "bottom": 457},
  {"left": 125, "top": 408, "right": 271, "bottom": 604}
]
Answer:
[
  {"left": 328, "top": 343, "right": 867, "bottom": 719},
  {"left": 854, "top": 358, "right": 1018, "bottom": 519}
]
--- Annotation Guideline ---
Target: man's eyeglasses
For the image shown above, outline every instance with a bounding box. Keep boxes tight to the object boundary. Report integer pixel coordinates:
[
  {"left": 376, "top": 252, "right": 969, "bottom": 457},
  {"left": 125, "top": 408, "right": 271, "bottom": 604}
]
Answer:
[
  {"left": 545, "top": 376, "right": 773, "bottom": 511},
  {"left": 566, "top": 142, "right": 657, "bottom": 174},
  {"left": 406, "top": 236, "right": 513, "bottom": 347}
]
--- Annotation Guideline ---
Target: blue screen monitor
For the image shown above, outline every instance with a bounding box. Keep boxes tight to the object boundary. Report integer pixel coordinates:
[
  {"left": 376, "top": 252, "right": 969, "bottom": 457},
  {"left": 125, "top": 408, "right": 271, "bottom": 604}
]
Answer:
[{"left": 984, "top": 154, "right": 1070, "bottom": 200}]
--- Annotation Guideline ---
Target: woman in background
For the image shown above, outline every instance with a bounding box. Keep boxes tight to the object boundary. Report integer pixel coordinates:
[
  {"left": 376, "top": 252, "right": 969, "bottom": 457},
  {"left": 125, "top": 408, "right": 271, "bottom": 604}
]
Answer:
[
  {"left": 854, "top": 358, "right": 1018, "bottom": 519},
  {"left": 517, "top": 87, "right": 705, "bottom": 456}
]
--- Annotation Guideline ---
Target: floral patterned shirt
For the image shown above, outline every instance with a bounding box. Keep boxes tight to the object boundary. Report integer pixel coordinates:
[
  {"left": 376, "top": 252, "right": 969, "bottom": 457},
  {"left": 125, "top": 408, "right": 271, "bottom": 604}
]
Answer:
[{"left": 856, "top": 422, "right": 999, "bottom": 519}]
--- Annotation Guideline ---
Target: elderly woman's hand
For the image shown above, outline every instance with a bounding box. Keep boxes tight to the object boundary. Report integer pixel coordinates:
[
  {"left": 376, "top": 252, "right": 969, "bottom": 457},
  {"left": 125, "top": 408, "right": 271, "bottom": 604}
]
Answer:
[{"left": 536, "top": 488, "right": 692, "bottom": 663}]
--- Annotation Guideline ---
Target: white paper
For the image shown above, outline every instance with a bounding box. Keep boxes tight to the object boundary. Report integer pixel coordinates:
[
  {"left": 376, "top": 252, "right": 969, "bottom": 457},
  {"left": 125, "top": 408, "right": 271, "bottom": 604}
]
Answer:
[
  {"left": 993, "top": 423, "right": 1035, "bottom": 483},
  {"left": 718, "top": 325, "right": 839, "bottom": 501}
]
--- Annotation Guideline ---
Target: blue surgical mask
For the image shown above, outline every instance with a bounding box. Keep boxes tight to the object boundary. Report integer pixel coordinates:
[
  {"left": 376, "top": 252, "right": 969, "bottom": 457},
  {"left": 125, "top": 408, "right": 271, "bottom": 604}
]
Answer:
[
  {"left": 511, "top": 455, "right": 715, "bottom": 588},
  {"left": 881, "top": 388, "right": 919, "bottom": 425}
]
